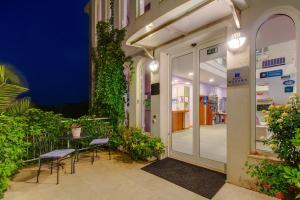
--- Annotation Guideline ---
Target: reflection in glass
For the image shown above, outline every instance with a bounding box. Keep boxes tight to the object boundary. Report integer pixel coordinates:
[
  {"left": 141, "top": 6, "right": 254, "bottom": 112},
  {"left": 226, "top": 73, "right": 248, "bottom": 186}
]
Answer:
[
  {"left": 199, "top": 44, "right": 227, "bottom": 163},
  {"left": 255, "top": 15, "right": 296, "bottom": 151},
  {"left": 171, "top": 53, "right": 193, "bottom": 155}
]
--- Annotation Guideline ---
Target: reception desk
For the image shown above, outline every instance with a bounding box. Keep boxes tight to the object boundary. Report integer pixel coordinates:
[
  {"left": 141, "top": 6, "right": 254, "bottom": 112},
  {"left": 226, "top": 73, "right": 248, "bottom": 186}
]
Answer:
[{"left": 172, "top": 110, "right": 189, "bottom": 132}]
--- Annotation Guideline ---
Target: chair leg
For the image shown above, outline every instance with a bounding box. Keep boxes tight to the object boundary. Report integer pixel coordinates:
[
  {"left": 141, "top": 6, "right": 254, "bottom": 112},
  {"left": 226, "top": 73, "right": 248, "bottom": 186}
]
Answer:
[
  {"left": 91, "top": 147, "right": 95, "bottom": 165},
  {"left": 57, "top": 160, "right": 60, "bottom": 185},
  {"left": 108, "top": 146, "right": 111, "bottom": 160},
  {"left": 70, "top": 156, "right": 73, "bottom": 174},
  {"left": 50, "top": 160, "right": 53, "bottom": 174},
  {"left": 73, "top": 154, "right": 76, "bottom": 174},
  {"left": 90, "top": 148, "right": 93, "bottom": 164},
  {"left": 36, "top": 158, "right": 42, "bottom": 183}
]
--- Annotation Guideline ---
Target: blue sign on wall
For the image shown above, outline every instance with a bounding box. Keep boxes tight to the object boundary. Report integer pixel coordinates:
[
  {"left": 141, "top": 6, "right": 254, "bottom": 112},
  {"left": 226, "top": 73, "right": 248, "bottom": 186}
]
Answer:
[
  {"left": 285, "top": 86, "right": 294, "bottom": 93},
  {"left": 260, "top": 69, "right": 283, "bottom": 78},
  {"left": 283, "top": 80, "right": 295, "bottom": 86}
]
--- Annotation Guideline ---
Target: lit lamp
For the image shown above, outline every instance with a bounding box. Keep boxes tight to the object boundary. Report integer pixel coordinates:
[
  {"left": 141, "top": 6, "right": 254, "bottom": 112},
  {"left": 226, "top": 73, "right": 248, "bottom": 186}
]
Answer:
[
  {"left": 149, "top": 60, "right": 159, "bottom": 72},
  {"left": 228, "top": 32, "right": 246, "bottom": 50}
]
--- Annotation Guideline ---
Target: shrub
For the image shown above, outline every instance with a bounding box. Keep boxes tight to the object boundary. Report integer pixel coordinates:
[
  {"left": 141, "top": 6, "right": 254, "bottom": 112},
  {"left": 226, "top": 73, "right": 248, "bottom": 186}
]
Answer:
[
  {"left": 246, "top": 160, "right": 289, "bottom": 197},
  {"left": 263, "top": 93, "right": 300, "bottom": 166},
  {"left": 246, "top": 94, "right": 300, "bottom": 199},
  {"left": 123, "top": 128, "right": 165, "bottom": 160},
  {"left": 0, "top": 114, "right": 27, "bottom": 198},
  {"left": 283, "top": 165, "right": 300, "bottom": 199}
]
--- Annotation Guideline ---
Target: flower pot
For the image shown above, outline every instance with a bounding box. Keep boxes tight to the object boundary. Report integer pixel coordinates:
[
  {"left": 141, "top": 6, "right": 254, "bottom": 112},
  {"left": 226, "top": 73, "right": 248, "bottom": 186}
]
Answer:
[{"left": 71, "top": 127, "right": 81, "bottom": 138}]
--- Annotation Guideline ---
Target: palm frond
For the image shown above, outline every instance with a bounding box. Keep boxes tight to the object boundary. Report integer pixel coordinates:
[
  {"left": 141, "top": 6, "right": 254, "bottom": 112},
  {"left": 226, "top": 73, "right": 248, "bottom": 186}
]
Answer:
[
  {"left": 0, "top": 65, "right": 29, "bottom": 112},
  {"left": 6, "top": 97, "right": 31, "bottom": 114}
]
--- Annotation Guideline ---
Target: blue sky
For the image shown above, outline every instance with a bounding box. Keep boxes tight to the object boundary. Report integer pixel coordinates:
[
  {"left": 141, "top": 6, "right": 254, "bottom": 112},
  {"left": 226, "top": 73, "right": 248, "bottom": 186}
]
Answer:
[{"left": 0, "top": 0, "right": 89, "bottom": 105}]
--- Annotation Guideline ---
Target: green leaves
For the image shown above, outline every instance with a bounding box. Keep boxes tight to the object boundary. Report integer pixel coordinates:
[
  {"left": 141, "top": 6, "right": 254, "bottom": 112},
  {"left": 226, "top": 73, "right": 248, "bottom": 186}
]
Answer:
[
  {"left": 5, "top": 97, "right": 31, "bottom": 114},
  {"left": 0, "top": 114, "right": 27, "bottom": 197},
  {"left": 283, "top": 165, "right": 300, "bottom": 189},
  {"left": 246, "top": 160, "right": 289, "bottom": 197},
  {"left": 264, "top": 94, "right": 300, "bottom": 166},
  {"left": 291, "top": 129, "right": 300, "bottom": 148},
  {"left": 123, "top": 128, "right": 165, "bottom": 160},
  {"left": 0, "top": 65, "right": 29, "bottom": 113},
  {"left": 92, "top": 17, "right": 133, "bottom": 130}
]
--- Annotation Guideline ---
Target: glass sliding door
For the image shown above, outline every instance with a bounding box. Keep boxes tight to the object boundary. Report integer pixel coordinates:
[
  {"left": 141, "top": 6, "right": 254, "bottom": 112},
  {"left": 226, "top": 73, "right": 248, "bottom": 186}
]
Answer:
[
  {"left": 199, "top": 44, "right": 227, "bottom": 163},
  {"left": 171, "top": 52, "right": 194, "bottom": 155}
]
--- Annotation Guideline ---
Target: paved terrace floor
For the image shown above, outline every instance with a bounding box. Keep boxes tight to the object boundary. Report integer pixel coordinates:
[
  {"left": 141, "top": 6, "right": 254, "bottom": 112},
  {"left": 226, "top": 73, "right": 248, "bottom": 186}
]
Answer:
[{"left": 4, "top": 152, "right": 277, "bottom": 200}]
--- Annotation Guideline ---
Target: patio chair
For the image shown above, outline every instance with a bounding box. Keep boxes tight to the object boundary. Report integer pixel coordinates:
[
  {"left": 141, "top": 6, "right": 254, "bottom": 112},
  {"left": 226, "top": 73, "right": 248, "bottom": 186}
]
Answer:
[
  {"left": 89, "top": 130, "right": 112, "bottom": 164},
  {"left": 35, "top": 132, "right": 76, "bottom": 184},
  {"left": 36, "top": 149, "right": 76, "bottom": 184}
]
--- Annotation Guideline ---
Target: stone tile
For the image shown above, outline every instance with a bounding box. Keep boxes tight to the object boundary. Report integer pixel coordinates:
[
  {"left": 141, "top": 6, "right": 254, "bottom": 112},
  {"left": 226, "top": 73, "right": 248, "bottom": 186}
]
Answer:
[
  {"left": 4, "top": 152, "right": 277, "bottom": 200},
  {"left": 4, "top": 152, "right": 206, "bottom": 200}
]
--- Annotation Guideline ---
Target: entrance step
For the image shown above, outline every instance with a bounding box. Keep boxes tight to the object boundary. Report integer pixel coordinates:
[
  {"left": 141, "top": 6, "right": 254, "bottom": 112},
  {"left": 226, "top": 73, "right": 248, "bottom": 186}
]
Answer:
[{"left": 212, "top": 183, "right": 278, "bottom": 200}]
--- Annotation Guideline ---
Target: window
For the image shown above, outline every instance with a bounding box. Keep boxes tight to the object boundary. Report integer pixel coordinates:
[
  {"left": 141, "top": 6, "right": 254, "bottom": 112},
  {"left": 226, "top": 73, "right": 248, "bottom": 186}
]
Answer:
[
  {"left": 136, "top": 0, "right": 151, "bottom": 17},
  {"left": 119, "top": 0, "right": 130, "bottom": 28},
  {"left": 255, "top": 15, "right": 297, "bottom": 151},
  {"left": 105, "top": 0, "right": 111, "bottom": 21},
  {"left": 97, "top": 0, "right": 103, "bottom": 21}
]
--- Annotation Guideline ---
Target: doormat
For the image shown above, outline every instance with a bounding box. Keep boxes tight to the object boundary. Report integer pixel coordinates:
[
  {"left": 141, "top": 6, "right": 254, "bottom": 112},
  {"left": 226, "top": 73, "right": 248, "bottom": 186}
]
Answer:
[{"left": 142, "top": 157, "right": 226, "bottom": 199}]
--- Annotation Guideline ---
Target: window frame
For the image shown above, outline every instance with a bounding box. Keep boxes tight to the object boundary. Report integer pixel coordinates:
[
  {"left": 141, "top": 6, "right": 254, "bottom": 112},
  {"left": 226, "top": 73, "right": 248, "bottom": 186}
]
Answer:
[
  {"left": 119, "top": 0, "right": 129, "bottom": 28},
  {"left": 250, "top": 6, "right": 300, "bottom": 155},
  {"left": 136, "top": 0, "right": 151, "bottom": 18}
]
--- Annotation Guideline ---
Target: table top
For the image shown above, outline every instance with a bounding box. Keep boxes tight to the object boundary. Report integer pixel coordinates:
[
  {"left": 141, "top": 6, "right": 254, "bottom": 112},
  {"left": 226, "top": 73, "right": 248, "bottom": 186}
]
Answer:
[{"left": 40, "top": 149, "right": 75, "bottom": 159}]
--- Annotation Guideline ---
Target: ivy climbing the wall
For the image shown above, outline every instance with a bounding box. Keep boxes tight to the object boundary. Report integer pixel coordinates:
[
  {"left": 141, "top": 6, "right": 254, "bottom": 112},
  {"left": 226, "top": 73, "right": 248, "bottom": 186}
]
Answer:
[{"left": 92, "top": 0, "right": 132, "bottom": 130}]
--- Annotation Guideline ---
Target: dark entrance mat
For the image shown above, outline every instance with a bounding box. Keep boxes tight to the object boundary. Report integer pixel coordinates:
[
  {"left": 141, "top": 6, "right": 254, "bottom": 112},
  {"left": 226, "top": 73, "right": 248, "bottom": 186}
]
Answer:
[{"left": 142, "top": 157, "right": 226, "bottom": 199}]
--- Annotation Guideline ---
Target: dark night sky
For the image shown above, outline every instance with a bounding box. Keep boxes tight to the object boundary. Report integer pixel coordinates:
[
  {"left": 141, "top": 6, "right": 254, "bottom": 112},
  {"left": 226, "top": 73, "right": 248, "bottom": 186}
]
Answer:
[{"left": 0, "top": 0, "right": 89, "bottom": 105}]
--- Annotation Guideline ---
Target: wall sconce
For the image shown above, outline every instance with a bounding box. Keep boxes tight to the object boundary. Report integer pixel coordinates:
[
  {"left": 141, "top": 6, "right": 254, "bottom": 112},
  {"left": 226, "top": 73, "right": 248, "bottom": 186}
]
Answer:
[
  {"left": 228, "top": 32, "right": 246, "bottom": 50},
  {"left": 149, "top": 60, "right": 159, "bottom": 72}
]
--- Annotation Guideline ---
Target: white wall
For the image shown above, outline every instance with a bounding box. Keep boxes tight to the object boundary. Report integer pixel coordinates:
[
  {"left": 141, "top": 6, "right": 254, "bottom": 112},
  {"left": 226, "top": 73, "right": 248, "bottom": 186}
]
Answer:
[
  {"left": 227, "top": 0, "right": 300, "bottom": 188},
  {"left": 200, "top": 83, "right": 227, "bottom": 98}
]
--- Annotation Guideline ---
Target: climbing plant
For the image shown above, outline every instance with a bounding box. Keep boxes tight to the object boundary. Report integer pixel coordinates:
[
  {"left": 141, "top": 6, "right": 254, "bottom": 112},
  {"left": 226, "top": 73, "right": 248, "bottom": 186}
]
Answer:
[{"left": 92, "top": 0, "right": 132, "bottom": 130}]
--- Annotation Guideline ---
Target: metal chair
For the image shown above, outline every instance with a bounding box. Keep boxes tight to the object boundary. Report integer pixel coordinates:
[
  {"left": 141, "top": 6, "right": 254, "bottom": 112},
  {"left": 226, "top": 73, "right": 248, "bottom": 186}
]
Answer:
[
  {"left": 35, "top": 133, "right": 76, "bottom": 184},
  {"left": 89, "top": 130, "right": 112, "bottom": 164},
  {"left": 36, "top": 149, "right": 75, "bottom": 184}
]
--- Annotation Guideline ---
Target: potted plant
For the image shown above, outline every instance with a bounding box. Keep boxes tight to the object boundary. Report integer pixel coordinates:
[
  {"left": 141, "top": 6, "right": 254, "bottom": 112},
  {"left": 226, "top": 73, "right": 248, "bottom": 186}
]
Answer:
[{"left": 70, "top": 123, "right": 81, "bottom": 138}]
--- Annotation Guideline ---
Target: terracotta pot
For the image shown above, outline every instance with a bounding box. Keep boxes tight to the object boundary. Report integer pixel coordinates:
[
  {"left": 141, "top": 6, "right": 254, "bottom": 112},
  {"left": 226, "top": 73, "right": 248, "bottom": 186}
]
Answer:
[{"left": 71, "top": 127, "right": 81, "bottom": 138}]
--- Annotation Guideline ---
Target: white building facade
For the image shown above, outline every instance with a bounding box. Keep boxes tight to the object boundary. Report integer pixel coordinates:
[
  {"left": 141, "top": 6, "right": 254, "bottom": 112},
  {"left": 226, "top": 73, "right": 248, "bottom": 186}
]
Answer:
[{"left": 85, "top": 0, "right": 300, "bottom": 189}]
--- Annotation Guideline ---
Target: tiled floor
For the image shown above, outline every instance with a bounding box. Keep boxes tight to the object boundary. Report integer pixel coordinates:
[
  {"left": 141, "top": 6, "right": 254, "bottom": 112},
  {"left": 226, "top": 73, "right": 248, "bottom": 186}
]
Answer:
[
  {"left": 172, "top": 124, "right": 227, "bottom": 163},
  {"left": 4, "top": 152, "right": 276, "bottom": 200}
]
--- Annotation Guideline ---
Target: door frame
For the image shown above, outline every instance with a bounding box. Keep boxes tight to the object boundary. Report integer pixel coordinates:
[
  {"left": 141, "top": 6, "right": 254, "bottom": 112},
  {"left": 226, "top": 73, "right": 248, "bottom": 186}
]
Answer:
[{"left": 168, "top": 37, "right": 227, "bottom": 173}]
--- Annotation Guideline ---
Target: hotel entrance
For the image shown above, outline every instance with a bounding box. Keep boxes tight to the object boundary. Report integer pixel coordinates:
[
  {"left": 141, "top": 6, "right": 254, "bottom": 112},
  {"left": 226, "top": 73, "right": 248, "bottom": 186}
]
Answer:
[{"left": 170, "top": 42, "right": 227, "bottom": 172}]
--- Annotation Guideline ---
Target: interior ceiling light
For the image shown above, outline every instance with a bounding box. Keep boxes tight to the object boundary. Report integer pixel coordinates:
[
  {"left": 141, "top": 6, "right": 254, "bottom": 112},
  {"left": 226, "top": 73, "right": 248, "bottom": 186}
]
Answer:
[
  {"left": 185, "top": 82, "right": 191, "bottom": 85},
  {"left": 209, "top": 78, "right": 214, "bottom": 83},
  {"left": 228, "top": 32, "right": 246, "bottom": 50},
  {"left": 149, "top": 60, "right": 159, "bottom": 72},
  {"left": 188, "top": 72, "right": 194, "bottom": 76}
]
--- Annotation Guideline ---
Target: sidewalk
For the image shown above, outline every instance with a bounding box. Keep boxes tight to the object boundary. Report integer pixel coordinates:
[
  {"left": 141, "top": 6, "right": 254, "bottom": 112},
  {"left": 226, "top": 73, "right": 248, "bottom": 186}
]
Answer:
[{"left": 4, "top": 152, "right": 277, "bottom": 200}]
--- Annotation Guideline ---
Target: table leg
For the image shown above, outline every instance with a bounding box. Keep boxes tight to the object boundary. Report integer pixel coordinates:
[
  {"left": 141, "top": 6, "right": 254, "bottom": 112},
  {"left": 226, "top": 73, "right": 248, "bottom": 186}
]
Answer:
[{"left": 36, "top": 158, "right": 42, "bottom": 183}]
